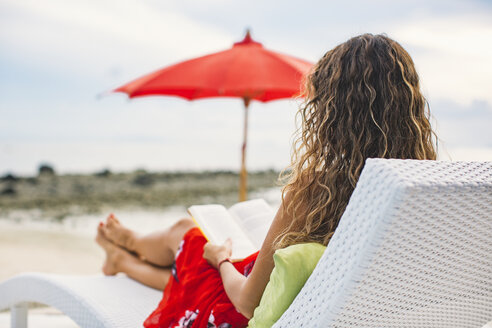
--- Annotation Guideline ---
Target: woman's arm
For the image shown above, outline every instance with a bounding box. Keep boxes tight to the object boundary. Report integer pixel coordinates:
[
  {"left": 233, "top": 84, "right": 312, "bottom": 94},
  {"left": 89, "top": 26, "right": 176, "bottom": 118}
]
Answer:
[{"left": 203, "top": 192, "right": 296, "bottom": 318}]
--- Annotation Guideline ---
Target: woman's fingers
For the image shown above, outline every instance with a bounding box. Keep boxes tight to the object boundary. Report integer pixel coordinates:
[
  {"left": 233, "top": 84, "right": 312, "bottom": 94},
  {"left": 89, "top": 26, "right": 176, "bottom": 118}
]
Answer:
[{"left": 203, "top": 240, "right": 233, "bottom": 268}]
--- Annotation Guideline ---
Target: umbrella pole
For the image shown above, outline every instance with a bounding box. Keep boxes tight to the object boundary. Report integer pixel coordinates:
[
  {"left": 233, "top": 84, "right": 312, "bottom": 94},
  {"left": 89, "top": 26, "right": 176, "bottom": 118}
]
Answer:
[{"left": 239, "top": 98, "right": 250, "bottom": 202}]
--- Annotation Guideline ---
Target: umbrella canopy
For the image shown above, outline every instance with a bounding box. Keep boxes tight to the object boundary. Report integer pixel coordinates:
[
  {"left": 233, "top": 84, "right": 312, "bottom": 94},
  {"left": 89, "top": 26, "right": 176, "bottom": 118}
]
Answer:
[
  {"left": 115, "top": 31, "right": 312, "bottom": 102},
  {"left": 115, "top": 31, "right": 312, "bottom": 201}
]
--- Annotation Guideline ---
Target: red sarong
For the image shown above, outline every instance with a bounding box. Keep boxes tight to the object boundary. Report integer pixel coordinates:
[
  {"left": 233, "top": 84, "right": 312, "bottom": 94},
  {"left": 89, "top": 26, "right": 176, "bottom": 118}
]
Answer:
[{"left": 144, "top": 227, "right": 258, "bottom": 328}]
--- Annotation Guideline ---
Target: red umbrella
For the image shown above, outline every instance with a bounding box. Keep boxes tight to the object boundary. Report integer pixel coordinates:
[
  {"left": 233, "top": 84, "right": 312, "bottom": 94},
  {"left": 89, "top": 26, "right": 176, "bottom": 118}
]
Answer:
[{"left": 115, "top": 30, "right": 312, "bottom": 201}]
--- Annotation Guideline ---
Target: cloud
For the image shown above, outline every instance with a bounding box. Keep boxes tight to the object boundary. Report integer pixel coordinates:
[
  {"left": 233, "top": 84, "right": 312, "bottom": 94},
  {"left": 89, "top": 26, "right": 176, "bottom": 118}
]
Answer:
[
  {"left": 0, "top": 0, "right": 234, "bottom": 82},
  {"left": 2, "top": 0, "right": 490, "bottom": 106},
  {"left": 390, "top": 13, "right": 492, "bottom": 105},
  {"left": 431, "top": 99, "right": 492, "bottom": 151},
  {"left": 432, "top": 99, "right": 492, "bottom": 118},
  {"left": 441, "top": 147, "right": 492, "bottom": 161}
]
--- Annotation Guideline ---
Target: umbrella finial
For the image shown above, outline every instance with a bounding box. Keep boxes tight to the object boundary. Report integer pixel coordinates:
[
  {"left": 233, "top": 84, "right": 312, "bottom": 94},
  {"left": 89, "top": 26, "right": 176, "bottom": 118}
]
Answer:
[
  {"left": 244, "top": 28, "right": 252, "bottom": 42},
  {"left": 234, "top": 28, "right": 262, "bottom": 47}
]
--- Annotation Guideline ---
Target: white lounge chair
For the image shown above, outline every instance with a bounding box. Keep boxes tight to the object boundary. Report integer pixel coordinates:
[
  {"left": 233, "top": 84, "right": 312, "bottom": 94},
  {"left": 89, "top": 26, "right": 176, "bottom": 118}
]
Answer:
[
  {"left": 0, "top": 273, "right": 161, "bottom": 328},
  {"left": 1, "top": 159, "right": 491, "bottom": 328},
  {"left": 275, "top": 159, "right": 492, "bottom": 328}
]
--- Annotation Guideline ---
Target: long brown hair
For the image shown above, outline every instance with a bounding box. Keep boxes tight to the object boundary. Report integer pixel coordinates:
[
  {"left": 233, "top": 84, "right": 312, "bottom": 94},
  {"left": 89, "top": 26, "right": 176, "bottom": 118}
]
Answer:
[{"left": 276, "top": 34, "right": 437, "bottom": 249}]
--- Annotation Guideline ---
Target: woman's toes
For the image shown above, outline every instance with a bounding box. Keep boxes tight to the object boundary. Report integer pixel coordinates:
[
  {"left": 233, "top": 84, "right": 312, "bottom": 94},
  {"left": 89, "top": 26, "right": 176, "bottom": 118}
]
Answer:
[
  {"left": 104, "top": 217, "right": 136, "bottom": 252},
  {"left": 95, "top": 222, "right": 109, "bottom": 248},
  {"left": 106, "top": 213, "right": 120, "bottom": 225},
  {"left": 110, "top": 213, "right": 120, "bottom": 224},
  {"left": 105, "top": 216, "right": 120, "bottom": 236}
]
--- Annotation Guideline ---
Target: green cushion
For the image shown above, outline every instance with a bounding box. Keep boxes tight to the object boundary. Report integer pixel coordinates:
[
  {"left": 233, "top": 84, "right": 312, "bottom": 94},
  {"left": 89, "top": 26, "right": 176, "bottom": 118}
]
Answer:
[{"left": 248, "top": 243, "right": 326, "bottom": 328}]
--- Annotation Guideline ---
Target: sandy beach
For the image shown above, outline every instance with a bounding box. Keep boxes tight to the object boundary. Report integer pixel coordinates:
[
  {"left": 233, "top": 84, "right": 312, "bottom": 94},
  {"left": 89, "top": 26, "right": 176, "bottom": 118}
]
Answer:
[{"left": 0, "top": 224, "right": 103, "bottom": 281}]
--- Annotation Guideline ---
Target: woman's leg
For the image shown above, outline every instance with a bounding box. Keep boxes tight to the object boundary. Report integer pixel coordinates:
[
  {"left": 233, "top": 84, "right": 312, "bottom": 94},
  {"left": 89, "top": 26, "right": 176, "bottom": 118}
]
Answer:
[
  {"left": 103, "top": 215, "right": 196, "bottom": 267},
  {"left": 96, "top": 225, "right": 171, "bottom": 290}
]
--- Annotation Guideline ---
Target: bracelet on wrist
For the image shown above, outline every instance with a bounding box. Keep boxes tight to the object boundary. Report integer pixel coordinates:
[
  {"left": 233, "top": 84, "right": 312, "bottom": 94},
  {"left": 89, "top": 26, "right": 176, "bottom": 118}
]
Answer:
[{"left": 218, "top": 257, "right": 232, "bottom": 269}]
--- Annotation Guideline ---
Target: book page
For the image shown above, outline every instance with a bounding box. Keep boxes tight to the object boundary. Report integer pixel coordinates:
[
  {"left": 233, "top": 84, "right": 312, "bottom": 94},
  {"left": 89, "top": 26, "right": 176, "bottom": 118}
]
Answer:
[
  {"left": 228, "top": 199, "right": 275, "bottom": 249},
  {"left": 188, "top": 204, "right": 257, "bottom": 260}
]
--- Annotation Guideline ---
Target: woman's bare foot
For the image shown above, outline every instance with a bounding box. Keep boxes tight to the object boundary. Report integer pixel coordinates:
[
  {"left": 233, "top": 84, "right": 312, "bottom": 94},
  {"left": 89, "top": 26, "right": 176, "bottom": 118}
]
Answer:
[
  {"left": 96, "top": 223, "right": 127, "bottom": 276},
  {"left": 103, "top": 214, "right": 138, "bottom": 253}
]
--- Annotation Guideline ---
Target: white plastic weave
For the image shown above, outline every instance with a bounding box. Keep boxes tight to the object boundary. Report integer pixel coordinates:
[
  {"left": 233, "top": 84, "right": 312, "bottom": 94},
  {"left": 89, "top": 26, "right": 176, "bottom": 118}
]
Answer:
[
  {"left": 274, "top": 159, "right": 492, "bottom": 328},
  {"left": 0, "top": 272, "right": 162, "bottom": 328}
]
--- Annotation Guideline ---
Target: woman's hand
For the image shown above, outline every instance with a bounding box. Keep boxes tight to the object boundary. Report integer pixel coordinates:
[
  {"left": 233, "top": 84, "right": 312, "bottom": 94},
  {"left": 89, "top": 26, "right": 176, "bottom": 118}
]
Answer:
[{"left": 203, "top": 239, "right": 232, "bottom": 269}]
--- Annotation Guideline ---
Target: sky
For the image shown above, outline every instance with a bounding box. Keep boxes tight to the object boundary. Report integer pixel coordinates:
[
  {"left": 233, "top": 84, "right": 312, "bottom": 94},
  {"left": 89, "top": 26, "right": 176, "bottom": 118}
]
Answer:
[{"left": 1, "top": 0, "right": 491, "bottom": 176}]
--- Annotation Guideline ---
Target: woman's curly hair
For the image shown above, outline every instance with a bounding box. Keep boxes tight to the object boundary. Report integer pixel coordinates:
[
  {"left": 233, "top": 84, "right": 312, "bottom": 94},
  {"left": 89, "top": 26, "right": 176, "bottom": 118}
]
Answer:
[{"left": 275, "top": 34, "right": 437, "bottom": 249}]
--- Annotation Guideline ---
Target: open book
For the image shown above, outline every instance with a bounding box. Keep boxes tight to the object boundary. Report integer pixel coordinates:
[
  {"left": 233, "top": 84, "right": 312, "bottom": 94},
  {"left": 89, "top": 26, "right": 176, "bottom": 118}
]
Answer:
[{"left": 188, "top": 199, "right": 276, "bottom": 260}]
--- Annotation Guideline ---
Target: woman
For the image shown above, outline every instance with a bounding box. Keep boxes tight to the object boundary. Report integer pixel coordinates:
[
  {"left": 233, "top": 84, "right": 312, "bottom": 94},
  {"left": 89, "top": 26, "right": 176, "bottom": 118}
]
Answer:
[{"left": 95, "top": 33, "right": 437, "bottom": 327}]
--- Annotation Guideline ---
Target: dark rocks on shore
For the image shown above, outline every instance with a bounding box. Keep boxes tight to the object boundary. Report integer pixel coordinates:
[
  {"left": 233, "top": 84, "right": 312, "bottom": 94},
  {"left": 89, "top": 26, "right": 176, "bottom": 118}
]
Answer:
[
  {"left": 1, "top": 173, "right": 19, "bottom": 183},
  {"left": 94, "top": 169, "right": 112, "bottom": 178},
  {"left": 38, "top": 164, "right": 56, "bottom": 177}
]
